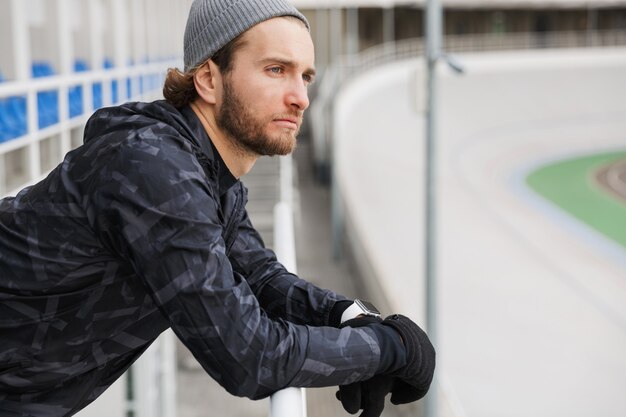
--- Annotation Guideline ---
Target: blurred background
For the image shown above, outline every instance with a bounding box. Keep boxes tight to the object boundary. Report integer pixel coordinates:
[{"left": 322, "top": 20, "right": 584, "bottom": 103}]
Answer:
[{"left": 1, "top": 0, "right": 625, "bottom": 416}]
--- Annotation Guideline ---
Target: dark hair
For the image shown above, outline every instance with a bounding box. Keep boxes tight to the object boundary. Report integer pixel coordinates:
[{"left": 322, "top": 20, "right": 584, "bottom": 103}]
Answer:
[{"left": 162, "top": 34, "right": 246, "bottom": 108}]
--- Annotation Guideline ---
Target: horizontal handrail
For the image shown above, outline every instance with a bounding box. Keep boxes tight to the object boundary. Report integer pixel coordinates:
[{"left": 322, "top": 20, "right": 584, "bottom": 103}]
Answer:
[
  {"left": 0, "top": 59, "right": 178, "bottom": 153},
  {"left": 0, "top": 60, "right": 180, "bottom": 98},
  {"left": 337, "top": 28, "right": 626, "bottom": 79}
]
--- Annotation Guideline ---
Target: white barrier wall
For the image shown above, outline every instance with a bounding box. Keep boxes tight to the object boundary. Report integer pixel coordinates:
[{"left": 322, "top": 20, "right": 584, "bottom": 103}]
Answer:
[{"left": 333, "top": 47, "right": 626, "bottom": 417}]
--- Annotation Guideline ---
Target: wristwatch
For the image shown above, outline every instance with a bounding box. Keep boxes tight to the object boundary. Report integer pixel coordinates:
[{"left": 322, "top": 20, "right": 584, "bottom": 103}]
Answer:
[{"left": 341, "top": 299, "right": 382, "bottom": 323}]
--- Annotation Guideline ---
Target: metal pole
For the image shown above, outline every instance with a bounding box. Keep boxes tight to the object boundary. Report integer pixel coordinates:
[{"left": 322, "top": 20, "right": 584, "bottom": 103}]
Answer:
[
  {"left": 112, "top": 0, "right": 129, "bottom": 101},
  {"left": 346, "top": 7, "right": 359, "bottom": 56},
  {"left": 330, "top": 5, "right": 342, "bottom": 64},
  {"left": 383, "top": 6, "right": 395, "bottom": 55},
  {"left": 315, "top": 8, "right": 328, "bottom": 71},
  {"left": 10, "top": 0, "right": 30, "bottom": 82},
  {"left": 587, "top": 6, "right": 598, "bottom": 47},
  {"left": 57, "top": 0, "right": 72, "bottom": 155},
  {"left": 330, "top": 2, "right": 343, "bottom": 261},
  {"left": 424, "top": 0, "right": 441, "bottom": 416}
]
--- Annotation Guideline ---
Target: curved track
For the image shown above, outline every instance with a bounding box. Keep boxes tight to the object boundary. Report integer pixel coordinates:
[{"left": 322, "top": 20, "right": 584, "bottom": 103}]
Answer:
[{"left": 334, "top": 47, "right": 626, "bottom": 417}]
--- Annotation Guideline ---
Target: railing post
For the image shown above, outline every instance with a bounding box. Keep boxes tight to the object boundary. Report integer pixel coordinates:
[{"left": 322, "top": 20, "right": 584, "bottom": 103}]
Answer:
[
  {"left": 270, "top": 154, "right": 306, "bottom": 417},
  {"left": 269, "top": 387, "right": 307, "bottom": 417},
  {"left": 57, "top": 0, "right": 72, "bottom": 155}
]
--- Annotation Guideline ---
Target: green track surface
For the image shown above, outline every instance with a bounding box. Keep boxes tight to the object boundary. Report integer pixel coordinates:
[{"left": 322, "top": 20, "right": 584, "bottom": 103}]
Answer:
[{"left": 526, "top": 151, "right": 626, "bottom": 249}]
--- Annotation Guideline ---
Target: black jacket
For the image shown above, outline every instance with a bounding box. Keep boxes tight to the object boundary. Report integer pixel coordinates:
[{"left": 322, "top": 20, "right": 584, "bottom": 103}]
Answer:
[{"left": 0, "top": 101, "right": 381, "bottom": 416}]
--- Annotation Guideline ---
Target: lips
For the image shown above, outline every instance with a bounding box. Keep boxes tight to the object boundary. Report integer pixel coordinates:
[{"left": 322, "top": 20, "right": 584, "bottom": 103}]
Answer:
[{"left": 273, "top": 117, "right": 300, "bottom": 130}]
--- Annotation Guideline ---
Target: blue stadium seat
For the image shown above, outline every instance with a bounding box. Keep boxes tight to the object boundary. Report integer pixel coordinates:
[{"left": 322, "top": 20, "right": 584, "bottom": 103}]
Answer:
[
  {"left": 0, "top": 98, "right": 27, "bottom": 143},
  {"left": 0, "top": 99, "right": 9, "bottom": 142},
  {"left": 6, "top": 97, "right": 27, "bottom": 139},
  {"left": 126, "top": 59, "right": 133, "bottom": 100},
  {"left": 68, "top": 60, "right": 89, "bottom": 118},
  {"left": 92, "top": 82, "right": 103, "bottom": 110},
  {"left": 32, "top": 62, "right": 54, "bottom": 78},
  {"left": 126, "top": 77, "right": 132, "bottom": 100},
  {"left": 0, "top": 73, "right": 28, "bottom": 143},
  {"left": 103, "top": 58, "right": 119, "bottom": 104},
  {"left": 31, "top": 62, "right": 59, "bottom": 129},
  {"left": 74, "top": 60, "right": 88, "bottom": 72},
  {"left": 0, "top": 73, "right": 6, "bottom": 142}
]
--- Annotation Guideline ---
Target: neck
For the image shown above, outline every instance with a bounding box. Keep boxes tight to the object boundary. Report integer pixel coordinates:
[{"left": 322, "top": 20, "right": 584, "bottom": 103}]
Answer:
[{"left": 190, "top": 100, "right": 257, "bottom": 178}]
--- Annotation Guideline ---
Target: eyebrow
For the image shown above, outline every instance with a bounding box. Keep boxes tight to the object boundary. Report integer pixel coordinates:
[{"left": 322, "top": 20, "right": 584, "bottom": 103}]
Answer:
[{"left": 257, "top": 57, "right": 317, "bottom": 78}]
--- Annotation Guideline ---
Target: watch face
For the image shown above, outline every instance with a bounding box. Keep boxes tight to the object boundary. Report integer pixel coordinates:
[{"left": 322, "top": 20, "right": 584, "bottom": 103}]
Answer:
[{"left": 355, "top": 299, "right": 381, "bottom": 316}]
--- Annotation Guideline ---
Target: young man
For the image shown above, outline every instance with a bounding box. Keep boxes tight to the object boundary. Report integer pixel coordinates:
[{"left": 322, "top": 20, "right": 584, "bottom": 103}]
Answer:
[{"left": 0, "top": 1, "right": 434, "bottom": 416}]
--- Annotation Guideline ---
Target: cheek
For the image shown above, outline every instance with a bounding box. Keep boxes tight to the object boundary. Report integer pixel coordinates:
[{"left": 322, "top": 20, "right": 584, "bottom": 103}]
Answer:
[
  {"left": 250, "top": 84, "right": 276, "bottom": 104},
  {"left": 246, "top": 74, "right": 284, "bottom": 101},
  {"left": 249, "top": 90, "right": 282, "bottom": 118},
  {"left": 228, "top": 74, "right": 286, "bottom": 118}
]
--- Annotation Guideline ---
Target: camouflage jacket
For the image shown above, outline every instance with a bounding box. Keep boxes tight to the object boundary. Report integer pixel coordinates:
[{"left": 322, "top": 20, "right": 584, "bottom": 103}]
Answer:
[{"left": 0, "top": 101, "right": 381, "bottom": 416}]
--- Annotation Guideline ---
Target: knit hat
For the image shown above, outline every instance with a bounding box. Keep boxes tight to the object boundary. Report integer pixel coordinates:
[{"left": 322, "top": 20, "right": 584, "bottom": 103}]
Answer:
[{"left": 183, "top": 0, "right": 309, "bottom": 72}]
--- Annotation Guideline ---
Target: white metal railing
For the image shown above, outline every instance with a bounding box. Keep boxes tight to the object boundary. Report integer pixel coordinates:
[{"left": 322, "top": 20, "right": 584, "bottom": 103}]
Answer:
[
  {"left": 444, "top": 29, "right": 626, "bottom": 53},
  {"left": 269, "top": 155, "right": 307, "bottom": 417},
  {"left": 0, "top": 60, "right": 177, "bottom": 197},
  {"left": 0, "top": 60, "right": 178, "bottom": 146}
]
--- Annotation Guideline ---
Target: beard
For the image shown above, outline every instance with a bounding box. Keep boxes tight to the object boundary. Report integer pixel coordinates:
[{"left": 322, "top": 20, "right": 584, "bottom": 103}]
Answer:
[{"left": 216, "top": 78, "right": 300, "bottom": 157}]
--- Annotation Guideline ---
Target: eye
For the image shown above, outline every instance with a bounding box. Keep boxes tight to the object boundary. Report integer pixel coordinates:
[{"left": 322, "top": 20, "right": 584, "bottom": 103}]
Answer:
[{"left": 268, "top": 67, "right": 284, "bottom": 74}]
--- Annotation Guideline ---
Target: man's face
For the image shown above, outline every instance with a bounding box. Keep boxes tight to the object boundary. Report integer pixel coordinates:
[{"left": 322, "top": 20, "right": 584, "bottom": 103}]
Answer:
[{"left": 215, "top": 17, "right": 315, "bottom": 156}]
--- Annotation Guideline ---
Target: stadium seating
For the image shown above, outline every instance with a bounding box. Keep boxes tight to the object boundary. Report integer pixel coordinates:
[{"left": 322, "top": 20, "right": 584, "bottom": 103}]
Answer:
[
  {"left": 1, "top": 57, "right": 139, "bottom": 143},
  {"left": 0, "top": 73, "right": 28, "bottom": 143},
  {"left": 103, "top": 58, "right": 118, "bottom": 104},
  {"left": 68, "top": 60, "right": 89, "bottom": 118},
  {"left": 31, "top": 62, "right": 59, "bottom": 129}
]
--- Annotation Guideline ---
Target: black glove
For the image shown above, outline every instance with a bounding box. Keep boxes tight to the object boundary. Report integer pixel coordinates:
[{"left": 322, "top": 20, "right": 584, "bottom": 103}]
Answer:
[
  {"left": 336, "top": 314, "right": 435, "bottom": 415},
  {"left": 381, "top": 314, "right": 436, "bottom": 404},
  {"left": 335, "top": 375, "right": 394, "bottom": 417},
  {"left": 336, "top": 316, "right": 393, "bottom": 417}
]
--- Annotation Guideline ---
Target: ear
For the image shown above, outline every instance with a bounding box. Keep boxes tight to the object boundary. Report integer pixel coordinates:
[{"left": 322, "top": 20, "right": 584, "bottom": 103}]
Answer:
[{"left": 193, "top": 60, "right": 222, "bottom": 105}]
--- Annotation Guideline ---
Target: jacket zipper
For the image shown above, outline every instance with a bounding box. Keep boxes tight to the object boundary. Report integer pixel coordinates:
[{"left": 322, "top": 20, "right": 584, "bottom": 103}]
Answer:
[{"left": 223, "top": 183, "right": 246, "bottom": 254}]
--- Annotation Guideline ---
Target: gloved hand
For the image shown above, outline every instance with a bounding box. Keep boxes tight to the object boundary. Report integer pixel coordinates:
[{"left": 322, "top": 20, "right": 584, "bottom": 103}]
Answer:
[
  {"left": 381, "top": 314, "right": 436, "bottom": 404},
  {"left": 335, "top": 375, "right": 394, "bottom": 417},
  {"left": 337, "top": 316, "right": 393, "bottom": 417},
  {"left": 336, "top": 314, "right": 435, "bottom": 416}
]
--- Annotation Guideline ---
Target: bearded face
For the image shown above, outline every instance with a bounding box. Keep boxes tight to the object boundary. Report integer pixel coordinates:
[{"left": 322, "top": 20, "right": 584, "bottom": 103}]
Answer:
[{"left": 216, "top": 75, "right": 302, "bottom": 157}]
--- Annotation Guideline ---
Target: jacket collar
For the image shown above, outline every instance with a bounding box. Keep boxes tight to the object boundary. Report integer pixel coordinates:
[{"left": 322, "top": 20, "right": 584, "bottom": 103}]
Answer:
[{"left": 180, "top": 105, "right": 238, "bottom": 195}]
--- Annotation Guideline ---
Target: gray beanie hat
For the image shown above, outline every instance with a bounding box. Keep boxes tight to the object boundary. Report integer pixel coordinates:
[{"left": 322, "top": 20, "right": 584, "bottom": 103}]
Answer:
[{"left": 183, "top": 0, "right": 309, "bottom": 72}]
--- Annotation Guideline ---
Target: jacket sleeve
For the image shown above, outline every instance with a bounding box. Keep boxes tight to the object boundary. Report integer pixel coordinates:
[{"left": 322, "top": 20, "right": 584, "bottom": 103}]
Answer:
[
  {"left": 77, "top": 133, "right": 380, "bottom": 399},
  {"left": 228, "top": 207, "right": 348, "bottom": 328}
]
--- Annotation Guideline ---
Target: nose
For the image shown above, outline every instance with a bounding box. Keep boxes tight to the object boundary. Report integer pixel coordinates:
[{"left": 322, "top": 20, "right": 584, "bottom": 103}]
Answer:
[{"left": 286, "top": 78, "right": 310, "bottom": 111}]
